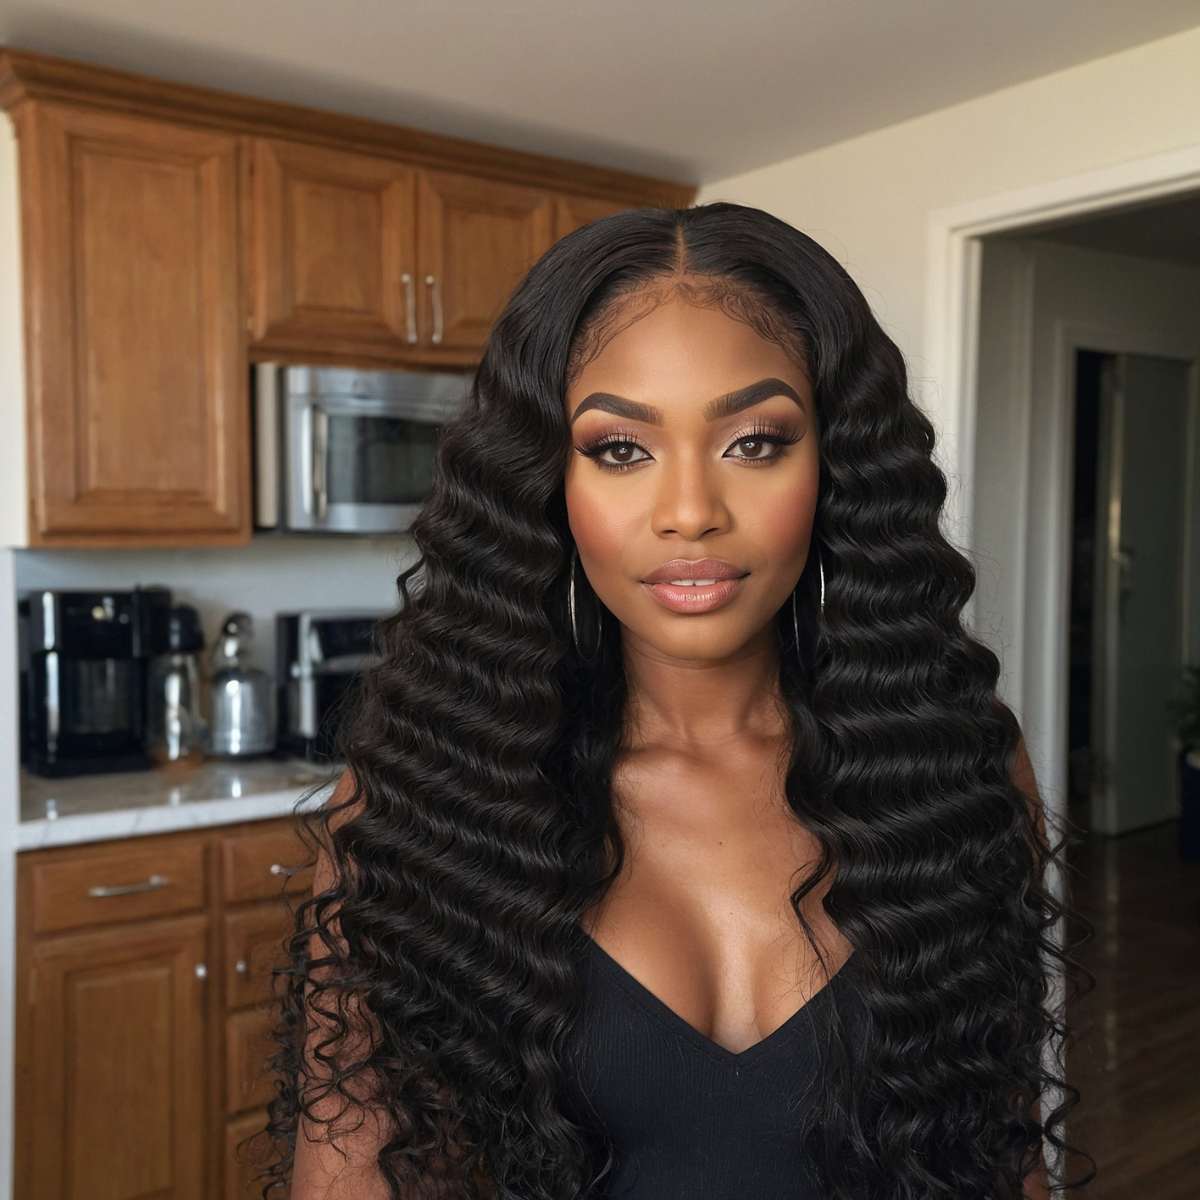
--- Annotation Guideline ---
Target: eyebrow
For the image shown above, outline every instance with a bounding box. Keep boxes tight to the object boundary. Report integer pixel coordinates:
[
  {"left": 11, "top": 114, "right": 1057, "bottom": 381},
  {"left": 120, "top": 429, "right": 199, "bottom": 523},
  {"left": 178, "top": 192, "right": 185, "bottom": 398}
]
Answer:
[{"left": 569, "top": 376, "right": 805, "bottom": 427}]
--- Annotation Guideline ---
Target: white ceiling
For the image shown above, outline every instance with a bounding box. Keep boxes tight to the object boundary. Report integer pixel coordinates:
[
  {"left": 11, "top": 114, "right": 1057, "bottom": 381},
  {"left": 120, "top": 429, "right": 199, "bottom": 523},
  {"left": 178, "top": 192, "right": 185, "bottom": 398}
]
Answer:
[{"left": 2, "top": 1, "right": 1198, "bottom": 183}]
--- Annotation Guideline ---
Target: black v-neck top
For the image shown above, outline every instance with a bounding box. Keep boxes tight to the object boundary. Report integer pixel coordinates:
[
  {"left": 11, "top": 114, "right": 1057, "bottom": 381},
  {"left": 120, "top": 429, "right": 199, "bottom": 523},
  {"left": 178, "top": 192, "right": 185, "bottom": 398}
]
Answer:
[{"left": 559, "top": 932, "right": 859, "bottom": 1199}]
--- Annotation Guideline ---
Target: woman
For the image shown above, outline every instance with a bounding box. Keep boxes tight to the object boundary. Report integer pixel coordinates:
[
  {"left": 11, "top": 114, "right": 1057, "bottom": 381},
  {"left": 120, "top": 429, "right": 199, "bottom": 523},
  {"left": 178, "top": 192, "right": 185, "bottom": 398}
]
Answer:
[{"left": 258, "top": 203, "right": 1093, "bottom": 1199}]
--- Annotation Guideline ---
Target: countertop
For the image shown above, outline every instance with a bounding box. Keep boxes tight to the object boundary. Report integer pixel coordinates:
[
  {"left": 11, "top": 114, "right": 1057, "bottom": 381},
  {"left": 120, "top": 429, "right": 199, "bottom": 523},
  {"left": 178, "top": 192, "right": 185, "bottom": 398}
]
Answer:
[{"left": 17, "top": 754, "right": 341, "bottom": 851}]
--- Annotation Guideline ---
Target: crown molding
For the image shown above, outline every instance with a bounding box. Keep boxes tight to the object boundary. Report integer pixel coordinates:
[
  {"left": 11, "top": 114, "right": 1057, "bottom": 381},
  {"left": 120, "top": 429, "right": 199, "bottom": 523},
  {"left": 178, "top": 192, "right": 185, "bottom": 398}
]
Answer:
[{"left": 0, "top": 45, "right": 695, "bottom": 207}]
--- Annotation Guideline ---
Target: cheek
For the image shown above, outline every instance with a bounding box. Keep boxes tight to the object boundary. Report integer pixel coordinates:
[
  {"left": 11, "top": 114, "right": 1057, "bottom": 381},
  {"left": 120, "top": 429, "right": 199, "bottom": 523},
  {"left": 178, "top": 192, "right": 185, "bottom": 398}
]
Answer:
[
  {"left": 564, "top": 471, "right": 634, "bottom": 567},
  {"left": 756, "top": 476, "right": 818, "bottom": 560}
]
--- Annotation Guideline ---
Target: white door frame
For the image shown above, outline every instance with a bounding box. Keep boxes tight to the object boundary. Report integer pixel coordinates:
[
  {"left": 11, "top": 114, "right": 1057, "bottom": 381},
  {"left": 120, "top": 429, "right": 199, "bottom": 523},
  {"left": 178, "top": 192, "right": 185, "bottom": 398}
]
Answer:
[
  {"left": 924, "top": 142, "right": 1200, "bottom": 808},
  {"left": 922, "top": 143, "right": 1200, "bottom": 1186}
]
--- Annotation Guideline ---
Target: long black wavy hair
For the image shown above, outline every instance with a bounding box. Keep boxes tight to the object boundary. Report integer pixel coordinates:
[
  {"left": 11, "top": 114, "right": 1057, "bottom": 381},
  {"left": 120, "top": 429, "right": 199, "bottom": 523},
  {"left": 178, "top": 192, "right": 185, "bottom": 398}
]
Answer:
[{"left": 253, "top": 202, "right": 1096, "bottom": 1199}]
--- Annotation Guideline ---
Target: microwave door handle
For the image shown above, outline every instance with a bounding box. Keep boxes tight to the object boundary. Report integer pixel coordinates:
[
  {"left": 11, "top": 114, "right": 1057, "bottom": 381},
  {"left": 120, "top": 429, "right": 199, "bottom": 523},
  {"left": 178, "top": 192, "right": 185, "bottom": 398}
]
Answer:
[
  {"left": 313, "top": 406, "right": 329, "bottom": 522},
  {"left": 299, "top": 403, "right": 314, "bottom": 518}
]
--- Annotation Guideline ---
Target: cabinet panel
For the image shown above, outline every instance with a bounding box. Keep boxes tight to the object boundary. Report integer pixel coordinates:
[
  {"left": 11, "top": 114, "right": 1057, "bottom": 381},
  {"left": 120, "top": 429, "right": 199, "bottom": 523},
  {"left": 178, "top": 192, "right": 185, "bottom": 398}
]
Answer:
[
  {"left": 224, "top": 901, "right": 294, "bottom": 1010},
  {"left": 247, "top": 137, "right": 418, "bottom": 355},
  {"left": 225, "top": 1109, "right": 273, "bottom": 1200},
  {"left": 29, "top": 838, "right": 207, "bottom": 935},
  {"left": 20, "top": 914, "right": 210, "bottom": 1199},
  {"left": 226, "top": 1005, "right": 276, "bottom": 1113},
  {"left": 417, "top": 169, "right": 554, "bottom": 351},
  {"left": 18, "top": 101, "right": 246, "bottom": 543},
  {"left": 555, "top": 194, "right": 631, "bottom": 241},
  {"left": 221, "top": 819, "right": 314, "bottom": 905}
]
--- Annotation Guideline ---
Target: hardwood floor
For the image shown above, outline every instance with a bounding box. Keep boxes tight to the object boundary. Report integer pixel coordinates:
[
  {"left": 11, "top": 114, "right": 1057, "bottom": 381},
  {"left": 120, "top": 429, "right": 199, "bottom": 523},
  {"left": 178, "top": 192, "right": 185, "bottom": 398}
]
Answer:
[{"left": 1060, "top": 818, "right": 1200, "bottom": 1196}]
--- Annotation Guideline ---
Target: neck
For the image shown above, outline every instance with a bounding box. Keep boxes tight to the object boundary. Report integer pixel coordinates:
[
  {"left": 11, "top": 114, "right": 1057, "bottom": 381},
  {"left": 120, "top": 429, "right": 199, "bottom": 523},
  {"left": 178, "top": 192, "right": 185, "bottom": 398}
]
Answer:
[{"left": 619, "top": 624, "right": 789, "bottom": 752}]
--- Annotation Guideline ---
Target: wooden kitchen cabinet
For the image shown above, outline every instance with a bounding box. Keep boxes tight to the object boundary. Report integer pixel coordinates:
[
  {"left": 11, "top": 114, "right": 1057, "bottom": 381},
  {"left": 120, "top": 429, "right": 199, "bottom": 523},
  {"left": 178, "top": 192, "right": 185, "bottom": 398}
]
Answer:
[
  {"left": 226, "top": 1108, "right": 274, "bottom": 1200},
  {"left": 246, "top": 137, "right": 419, "bottom": 360},
  {"left": 555, "top": 193, "right": 631, "bottom": 240},
  {"left": 0, "top": 47, "right": 694, "bottom": 546},
  {"left": 248, "top": 147, "right": 557, "bottom": 359},
  {"left": 13, "top": 100, "right": 249, "bottom": 547},
  {"left": 20, "top": 914, "right": 211, "bottom": 1199},
  {"left": 14, "top": 814, "right": 315, "bottom": 1200},
  {"left": 415, "top": 167, "right": 555, "bottom": 352}
]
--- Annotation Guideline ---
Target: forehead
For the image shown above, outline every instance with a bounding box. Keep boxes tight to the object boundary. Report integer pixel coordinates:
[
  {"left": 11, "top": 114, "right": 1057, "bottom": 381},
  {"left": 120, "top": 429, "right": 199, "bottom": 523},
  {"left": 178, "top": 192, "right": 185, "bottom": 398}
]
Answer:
[{"left": 565, "top": 292, "right": 806, "bottom": 407}]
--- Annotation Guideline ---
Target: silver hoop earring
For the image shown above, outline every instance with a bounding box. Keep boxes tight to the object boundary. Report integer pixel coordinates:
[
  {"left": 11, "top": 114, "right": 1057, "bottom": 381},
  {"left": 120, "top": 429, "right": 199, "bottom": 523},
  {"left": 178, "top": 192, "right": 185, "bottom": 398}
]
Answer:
[
  {"left": 792, "top": 548, "right": 824, "bottom": 651},
  {"left": 568, "top": 547, "right": 602, "bottom": 659}
]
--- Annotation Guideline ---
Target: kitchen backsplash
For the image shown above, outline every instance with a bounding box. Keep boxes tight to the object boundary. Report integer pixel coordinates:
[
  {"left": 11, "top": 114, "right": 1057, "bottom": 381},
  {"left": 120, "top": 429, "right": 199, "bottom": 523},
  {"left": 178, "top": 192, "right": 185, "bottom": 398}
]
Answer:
[{"left": 13, "top": 533, "right": 411, "bottom": 669}]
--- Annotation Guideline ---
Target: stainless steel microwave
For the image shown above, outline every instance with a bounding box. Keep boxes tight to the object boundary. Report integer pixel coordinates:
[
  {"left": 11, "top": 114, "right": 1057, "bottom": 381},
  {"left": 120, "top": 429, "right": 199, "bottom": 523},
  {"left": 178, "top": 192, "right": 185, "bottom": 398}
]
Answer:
[{"left": 253, "top": 363, "right": 471, "bottom": 534}]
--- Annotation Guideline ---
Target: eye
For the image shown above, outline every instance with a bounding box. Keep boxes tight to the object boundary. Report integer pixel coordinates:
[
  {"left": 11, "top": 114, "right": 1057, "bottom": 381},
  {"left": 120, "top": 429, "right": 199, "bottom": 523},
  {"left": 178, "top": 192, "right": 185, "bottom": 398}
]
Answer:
[
  {"left": 724, "top": 422, "right": 802, "bottom": 465},
  {"left": 574, "top": 427, "right": 652, "bottom": 473},
  {"left": 575, "top": 421, "right": 802, "bottom": 474}
]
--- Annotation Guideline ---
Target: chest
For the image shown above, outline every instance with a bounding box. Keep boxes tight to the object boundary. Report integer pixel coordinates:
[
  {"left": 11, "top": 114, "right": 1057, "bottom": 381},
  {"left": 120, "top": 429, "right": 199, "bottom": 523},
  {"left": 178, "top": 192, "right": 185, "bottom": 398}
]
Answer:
[
  {"left": 581, "top": 762, "right": 853, "bottom": 1058},
  {"left": 559, "top": 927, "right": 856, "bottom": 1199}
]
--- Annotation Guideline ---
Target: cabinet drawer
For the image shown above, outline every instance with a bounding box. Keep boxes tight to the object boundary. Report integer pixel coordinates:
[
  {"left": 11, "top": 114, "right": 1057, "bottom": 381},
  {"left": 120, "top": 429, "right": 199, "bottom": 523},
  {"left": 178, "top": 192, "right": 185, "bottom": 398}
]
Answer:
[
  {"left": 226, "top": 1006, "right": 276, "bottom": 1113},
  {"left": 221, "top": 822, "right": 314, "bottom": 905},
  {"left": 29, "top": 839, "right": 207, "bottom": 935},
  {"left": 224, "top": 903, "right": 295, "bottom": 1010}
]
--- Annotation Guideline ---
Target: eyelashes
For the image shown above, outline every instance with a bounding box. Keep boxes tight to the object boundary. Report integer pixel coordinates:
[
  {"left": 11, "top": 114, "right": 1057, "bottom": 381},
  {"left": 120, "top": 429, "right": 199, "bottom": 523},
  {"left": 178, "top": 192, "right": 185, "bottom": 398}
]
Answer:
[{"left": 575, "top": 421, "right": 803, "bottom": 474}]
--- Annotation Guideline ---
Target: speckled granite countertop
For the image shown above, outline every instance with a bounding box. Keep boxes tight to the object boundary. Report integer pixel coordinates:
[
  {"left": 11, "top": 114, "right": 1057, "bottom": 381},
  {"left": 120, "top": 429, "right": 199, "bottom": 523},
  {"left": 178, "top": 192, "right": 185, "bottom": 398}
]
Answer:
[{"left": 17, "top": 755, "right": 342, "bottom": 851}]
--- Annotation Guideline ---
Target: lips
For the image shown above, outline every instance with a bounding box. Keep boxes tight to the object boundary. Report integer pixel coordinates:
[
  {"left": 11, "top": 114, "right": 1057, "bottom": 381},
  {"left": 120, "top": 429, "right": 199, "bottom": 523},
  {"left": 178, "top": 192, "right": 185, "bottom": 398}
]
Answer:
[{"left": 641, "top": 557, "right": 749, "bottom": 585}]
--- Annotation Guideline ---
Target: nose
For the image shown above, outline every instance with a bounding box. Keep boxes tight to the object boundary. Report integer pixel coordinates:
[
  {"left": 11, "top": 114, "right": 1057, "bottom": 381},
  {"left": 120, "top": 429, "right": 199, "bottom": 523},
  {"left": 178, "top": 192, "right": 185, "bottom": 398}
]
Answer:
[{"left": 649, "top": 451, "right": 732, "bottom": 540}]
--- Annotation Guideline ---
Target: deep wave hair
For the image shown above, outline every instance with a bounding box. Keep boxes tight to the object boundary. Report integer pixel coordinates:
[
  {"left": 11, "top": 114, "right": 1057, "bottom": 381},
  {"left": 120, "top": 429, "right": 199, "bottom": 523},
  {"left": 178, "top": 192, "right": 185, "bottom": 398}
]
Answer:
[{"left": 251, "top": 201, "right": 1096, "bottom": 1199}]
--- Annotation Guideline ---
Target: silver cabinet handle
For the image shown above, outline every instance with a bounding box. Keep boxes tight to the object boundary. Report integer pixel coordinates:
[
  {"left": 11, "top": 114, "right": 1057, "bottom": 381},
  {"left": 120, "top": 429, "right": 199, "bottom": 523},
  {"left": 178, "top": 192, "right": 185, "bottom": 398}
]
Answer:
[
  {"left": 270, "top": 862, "right": 301, "bottom": 877},
  {"left": 424, "top": 273, "right": 443, "bottom": 345},
  {"left": 312, "top": 406, "right": 329, "bottom": 522},
  {"left": 235, "top": 959, "right": 248, "bottom": 976},
  {"left": 195, "top": 963, "right": 207, "bottom": 980},
  {"left": 88, "top": 873, "right": 170, "bottom": 898},
  {"left": 401, "top": 271, "right": 417, "bottom": 344}
]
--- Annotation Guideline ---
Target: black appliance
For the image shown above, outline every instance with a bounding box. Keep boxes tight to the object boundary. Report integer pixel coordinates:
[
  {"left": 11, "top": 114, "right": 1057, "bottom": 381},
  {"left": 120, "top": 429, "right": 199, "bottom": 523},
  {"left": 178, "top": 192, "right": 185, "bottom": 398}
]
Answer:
[
  {"left": 276, "top": 609, "right": 387, "bottom": 762},
  {"left": 19, "top": 585, "right": 173, "bottom": 777}
]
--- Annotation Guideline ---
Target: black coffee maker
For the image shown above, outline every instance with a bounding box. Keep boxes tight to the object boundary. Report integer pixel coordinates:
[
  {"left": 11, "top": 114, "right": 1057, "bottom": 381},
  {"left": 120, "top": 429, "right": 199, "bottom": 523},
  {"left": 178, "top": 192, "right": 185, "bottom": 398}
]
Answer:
[{"left": 19, "top": 585, "right": 172, "bottom": 777}]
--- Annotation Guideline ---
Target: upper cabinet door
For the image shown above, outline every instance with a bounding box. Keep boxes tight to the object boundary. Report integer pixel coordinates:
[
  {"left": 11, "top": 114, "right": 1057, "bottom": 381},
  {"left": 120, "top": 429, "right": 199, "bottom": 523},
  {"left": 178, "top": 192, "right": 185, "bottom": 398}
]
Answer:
[
  {"left": 555, "top": 194, "right": 631, "bottom": 241},
  {"left": 18, "top": 102, "right": 246, "bottom": 545},
  {"left": 417, "top": 169, "right": 554, "bottom": 352},
  {"left": 247, "top": 138, "right": 418, "bottom": 357}
]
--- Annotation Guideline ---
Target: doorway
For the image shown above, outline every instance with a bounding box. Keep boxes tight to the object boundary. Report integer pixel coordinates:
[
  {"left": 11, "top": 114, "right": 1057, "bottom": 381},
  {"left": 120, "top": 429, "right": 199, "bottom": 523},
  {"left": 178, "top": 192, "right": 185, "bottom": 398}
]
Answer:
[
  {"left": 1067, "top": 349, "right": 1194, "bottom": 836},
  {"left": 948, "top": 177, "right": 1200, "bottom": 1196}
]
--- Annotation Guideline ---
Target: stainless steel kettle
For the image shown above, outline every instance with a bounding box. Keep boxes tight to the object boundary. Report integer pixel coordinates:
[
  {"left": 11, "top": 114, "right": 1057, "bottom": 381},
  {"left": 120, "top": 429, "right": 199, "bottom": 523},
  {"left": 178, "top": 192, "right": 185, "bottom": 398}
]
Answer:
[{"left": 206, "top": 611, "right": 276, "bottom": 757}]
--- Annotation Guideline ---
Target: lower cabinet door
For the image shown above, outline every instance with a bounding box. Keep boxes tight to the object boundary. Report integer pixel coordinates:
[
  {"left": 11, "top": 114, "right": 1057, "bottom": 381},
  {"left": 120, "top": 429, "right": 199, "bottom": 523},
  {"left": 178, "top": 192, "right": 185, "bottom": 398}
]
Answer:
[
  {"left": 225, "top": 1005, "right": 277, "bottom": 1114},
  {"left": 20, "top": 914, "right": 210, "bottom": 1199},
  {"left": 226, "top": 1109, "right": 272, "bottom": 1200}
]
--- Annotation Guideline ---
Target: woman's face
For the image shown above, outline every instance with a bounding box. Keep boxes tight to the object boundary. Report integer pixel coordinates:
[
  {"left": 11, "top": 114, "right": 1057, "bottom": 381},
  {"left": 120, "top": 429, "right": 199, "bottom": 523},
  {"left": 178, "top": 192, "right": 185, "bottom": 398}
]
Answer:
[{"left": 563, "top": 289, "right": 820, "bottom": 664}]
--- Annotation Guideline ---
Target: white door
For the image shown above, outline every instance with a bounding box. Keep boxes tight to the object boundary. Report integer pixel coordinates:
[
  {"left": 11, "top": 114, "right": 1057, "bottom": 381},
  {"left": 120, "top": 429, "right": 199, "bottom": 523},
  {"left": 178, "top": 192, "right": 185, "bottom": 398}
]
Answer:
[{"left": 1092, "top": 352, "right": 1193, "bottom": 834}]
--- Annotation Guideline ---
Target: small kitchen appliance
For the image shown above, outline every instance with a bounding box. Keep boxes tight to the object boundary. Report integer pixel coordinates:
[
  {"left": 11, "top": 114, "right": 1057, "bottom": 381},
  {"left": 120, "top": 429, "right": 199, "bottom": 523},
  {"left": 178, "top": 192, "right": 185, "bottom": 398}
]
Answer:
[
  {"left": 18, "top": 585, "right": 172, "bottom": 777},
  {"left": 145, "top": 603, "right": 208, "bottom": 765},
  {"left": 207, "top": 611, "right": 276, "bottom": 758},
  {"left": 276, "top": 609, "right": 387, "bottom": 763}
]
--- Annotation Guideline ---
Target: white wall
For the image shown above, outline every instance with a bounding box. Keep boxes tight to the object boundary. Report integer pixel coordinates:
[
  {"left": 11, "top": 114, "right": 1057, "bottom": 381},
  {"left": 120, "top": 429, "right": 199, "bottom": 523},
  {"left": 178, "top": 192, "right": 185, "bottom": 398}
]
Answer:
[
  {"left": 973, "top": 238, "right": 1200, "bottom": 716},
  {"left": 697, "top": 20, "right": 1200, "bottom": 762},
  {"left": 697, "top": 21, "right": 1200, "bottom": 476}
]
